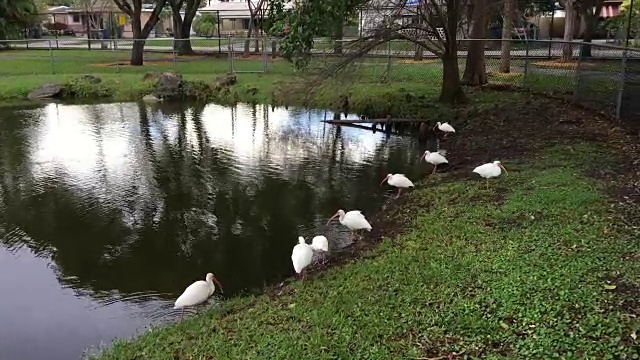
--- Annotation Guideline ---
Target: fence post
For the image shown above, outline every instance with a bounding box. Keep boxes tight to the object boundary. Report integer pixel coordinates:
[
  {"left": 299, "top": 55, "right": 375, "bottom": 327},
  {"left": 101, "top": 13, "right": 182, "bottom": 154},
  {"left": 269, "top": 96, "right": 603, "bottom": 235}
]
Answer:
[
  {"left": 172, "top": 38, "right": 177, "bottom": 71},
  {"left": 386, "top": 41, "right": 392, "bottom": 82},
  {"left": 262, "top": 37, "right": 268, "bottom": 73},
  {"left": 615, "top": 48, "right": 628, "bottom": 121},
  {"left": 114, "top": 40, "right": 119, "bottom": 73},
  {"left": 573, "top": 43, "right": 584, "bottom": 103},
  {"left": 49, "top": 40, "right": 55, "bottom": 75},
  {"left": 228, "top": 34, "right": 233, "bottom": 73},
  {"left": 523, "top": 40, "right": 530, "bottom": 87}
]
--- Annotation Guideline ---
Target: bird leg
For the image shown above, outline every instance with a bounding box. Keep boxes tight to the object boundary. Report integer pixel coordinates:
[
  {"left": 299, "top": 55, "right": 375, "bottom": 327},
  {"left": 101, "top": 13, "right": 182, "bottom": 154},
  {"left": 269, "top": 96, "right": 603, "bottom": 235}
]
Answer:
[
  {"left": 180, "top": 308, "right": 184, "bottom": 321},
  {"left": 431, "top": 165, "right": 437, "bottom": 175},
  {"left": 396, "top": 188, "right": 402, "bottom": 199},
  {"left": 486, "top": 178, "right": 489, "bottom": 190}
]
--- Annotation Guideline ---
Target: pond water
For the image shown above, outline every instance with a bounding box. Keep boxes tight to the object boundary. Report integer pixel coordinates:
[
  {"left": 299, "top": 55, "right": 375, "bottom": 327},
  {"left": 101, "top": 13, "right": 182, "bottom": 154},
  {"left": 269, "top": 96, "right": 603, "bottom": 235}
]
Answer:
[{"left": 0, "top": 101, "right": 426, "bottom": 360}]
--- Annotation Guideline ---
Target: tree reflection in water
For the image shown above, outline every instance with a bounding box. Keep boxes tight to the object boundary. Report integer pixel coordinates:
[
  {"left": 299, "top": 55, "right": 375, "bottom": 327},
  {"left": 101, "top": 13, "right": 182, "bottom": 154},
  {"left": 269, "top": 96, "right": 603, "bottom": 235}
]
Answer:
[{"left": 0, "top": 101, "right": 426, "bottom": 301}]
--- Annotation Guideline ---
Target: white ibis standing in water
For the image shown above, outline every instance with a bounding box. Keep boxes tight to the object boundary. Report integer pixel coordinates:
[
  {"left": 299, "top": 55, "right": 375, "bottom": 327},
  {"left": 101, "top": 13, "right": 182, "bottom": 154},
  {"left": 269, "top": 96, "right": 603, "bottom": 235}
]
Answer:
[
  {"left": 291, "top": 236, "right": 314, "bottom": 280},
  {"left": 311, "top": 235, "right": 329, "bottom": 265},
  {"left": 380, "top": 173, "right": 414, "bottom": 198},
  {"left": 326, "top": 209, "right": 372, "bottom": 242},
  {"left": 420, "top": 150, "right": 449, "bottom": 175},
  {"left": 434, "top": 122, "right": 456, "bottom": 138},
  {"left": 473, "top": 160, "right": 508, "bottom": 189},
  {"left": 174, "top": 273, "right": 223, "bottom": 320}
]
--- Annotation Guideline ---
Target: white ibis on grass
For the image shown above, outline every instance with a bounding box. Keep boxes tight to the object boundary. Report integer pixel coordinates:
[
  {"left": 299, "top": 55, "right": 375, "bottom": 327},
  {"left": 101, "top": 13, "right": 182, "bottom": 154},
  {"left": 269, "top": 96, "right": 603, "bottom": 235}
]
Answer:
[
  {"left": 326, "top": 209, "right": 372, "bottom": 242},
  {"left": 380, "top": 173, "right": 414, "bottom": 198},
  {"left": 420, "top": 150, "right": 449, "bottom": 175},
  {"left": 434, "top": 122, "right": 456, "bottom": 138},
  {"left": 311, "top": 235, "right": 329, "bottom": 265},
  {"left": 173, "top": 273, "right": 223, "bottom": 320},
  {"left": 473, "top": 160, "right": 508, "bottom": 189},
  {"left": 291, "top": 236, "right": 314, "bottom": 280}
]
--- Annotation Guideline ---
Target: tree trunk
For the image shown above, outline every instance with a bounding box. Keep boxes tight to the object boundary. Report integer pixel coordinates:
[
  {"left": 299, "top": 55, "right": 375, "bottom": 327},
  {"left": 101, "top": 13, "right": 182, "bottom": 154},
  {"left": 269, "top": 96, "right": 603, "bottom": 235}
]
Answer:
[
  {"left": 562, "top": 0, "right": 575, "bottom": 62},
  {"left": 462, "top": 0, "right": 489, "bottom": 85},
  {"left": 131, "top": 39, "right": 146, "bottom": 66},
  {"left": 500, "top": 0, "right": 515, "bottom": 73},
  {"left": 130, "top": 16, "right": 144, "bottom": 66},
  {"left": 333, "top": 21, "right": 344, "bottom": 54},
  {"left": 580, "top": 0, "right": 603, "bottom": 58},
  {"left": 244, "top": 17, "right": 254, "bottom": 55},
  {"left": 440, "top": 51, "right": 467, "bottom": 104}
]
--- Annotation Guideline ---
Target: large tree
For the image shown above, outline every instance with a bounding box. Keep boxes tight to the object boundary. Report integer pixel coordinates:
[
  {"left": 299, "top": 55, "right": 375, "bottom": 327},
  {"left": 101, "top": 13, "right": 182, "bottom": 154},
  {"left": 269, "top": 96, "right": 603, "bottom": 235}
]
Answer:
[
  {"left": 560, "top": 0, "right": 577, "bottom": 61},
  {"left": 112, "top": 0, "right": 168, "bottom": 65},
  {"left": 270, "top": 0, "right": 468, "bottom": 104},
  {"left": 243, "top": 0, "right": 267, "bottom": 56},
  {"left": 499, "top": 0, "right": 515, "bottom": 73},
  {"left": 0, "top": 0, "right": 38, "bottom": 41},
  {"left": 462, "top": 0, "right": 494, "bottom": 85},
  {"left": 167, "top": 0, "right": 202, "bottom": 55},
  {"left": 577, "top": 0, "right": 604, "bottom": 57}
]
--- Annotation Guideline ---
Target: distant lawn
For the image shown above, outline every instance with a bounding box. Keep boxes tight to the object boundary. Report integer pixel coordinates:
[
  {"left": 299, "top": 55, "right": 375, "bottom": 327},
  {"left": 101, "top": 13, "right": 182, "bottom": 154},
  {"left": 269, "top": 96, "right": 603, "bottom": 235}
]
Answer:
[{"left": 1, "top": 46, "right": 614, "bottom": 109}]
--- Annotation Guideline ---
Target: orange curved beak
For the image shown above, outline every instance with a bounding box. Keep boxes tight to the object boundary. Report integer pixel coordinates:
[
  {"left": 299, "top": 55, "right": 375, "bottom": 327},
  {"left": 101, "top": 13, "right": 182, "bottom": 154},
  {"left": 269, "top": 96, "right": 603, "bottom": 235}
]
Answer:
[
  {"left": 212, "top": 275, "right": 223, "bottom": 293},
  {"left": 326, "top": 212, "right": 339, "bottom": 226},
  {"left": 379, "top": 176, "right": 388, "bottom": 186},
  {"left": 499, "top": 164, "right": 508, "bottom": 176}
]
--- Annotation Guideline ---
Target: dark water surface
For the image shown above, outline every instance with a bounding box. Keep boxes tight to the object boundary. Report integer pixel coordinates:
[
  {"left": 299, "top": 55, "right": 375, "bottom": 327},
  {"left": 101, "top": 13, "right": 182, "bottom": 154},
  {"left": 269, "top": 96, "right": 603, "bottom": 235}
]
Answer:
[{"left": 0, "top": 101, "right": 424, "bottom": 360}]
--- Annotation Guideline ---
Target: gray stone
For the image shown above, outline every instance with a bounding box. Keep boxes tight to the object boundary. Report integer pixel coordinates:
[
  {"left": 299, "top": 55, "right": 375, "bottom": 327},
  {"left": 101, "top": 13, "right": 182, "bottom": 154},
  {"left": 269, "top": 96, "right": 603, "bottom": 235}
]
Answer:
[
  {"left": 142, "top": 94, "right": 162, "bottom": 102},
  {"left": 213, "top": 74, "right": 237, "bottom": 91},
  {"left": 155, "top": 72, "right": 183, "bottom": 99},
  {"left": 27, "top": 83, "right": 64, "bottom": 100}
]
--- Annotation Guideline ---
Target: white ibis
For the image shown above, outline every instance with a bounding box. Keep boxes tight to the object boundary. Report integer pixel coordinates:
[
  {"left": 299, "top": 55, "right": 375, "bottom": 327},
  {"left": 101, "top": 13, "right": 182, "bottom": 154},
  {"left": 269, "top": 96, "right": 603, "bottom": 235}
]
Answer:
[
  {"left": 380, "top": 173, "right": 414, "bottom": 198},
  {"left": 291, "top": 236, "right": 314, "bottom": 280},
  {"left": 311, "top": 235, "right": 329, "bottom": 265},
  {"left": 326, "top": 209, "right": 372, "bottom": 241},
  {"left": 174, "top": 273, "right": 223, "bottom": 320},
  {"left": 473, "top": 160, "right": 508, "bottom": 189},
  {"left": 434, "top": 122, "right": 455, "bottom": 138},
  {"left": 420, "top": 150, "right": 448, "bottom": 175}
]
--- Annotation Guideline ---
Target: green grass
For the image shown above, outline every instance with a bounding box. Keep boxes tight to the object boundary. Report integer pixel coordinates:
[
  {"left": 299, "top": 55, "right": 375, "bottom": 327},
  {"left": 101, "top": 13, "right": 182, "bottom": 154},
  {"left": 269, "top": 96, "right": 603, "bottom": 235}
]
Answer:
[
  {"left": 0, "top": 47, "right": 615, "bottom": 115},
  {"left": 94, "top": 143, "right": 640, "bottom": 359}
]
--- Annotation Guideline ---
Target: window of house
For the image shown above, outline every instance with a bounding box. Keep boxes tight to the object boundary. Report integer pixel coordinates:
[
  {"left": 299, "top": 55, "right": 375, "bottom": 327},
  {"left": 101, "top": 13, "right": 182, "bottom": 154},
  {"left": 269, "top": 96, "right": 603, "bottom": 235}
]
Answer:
[{"left": 72, "top": 14, "right": 80, "bottom": 23}]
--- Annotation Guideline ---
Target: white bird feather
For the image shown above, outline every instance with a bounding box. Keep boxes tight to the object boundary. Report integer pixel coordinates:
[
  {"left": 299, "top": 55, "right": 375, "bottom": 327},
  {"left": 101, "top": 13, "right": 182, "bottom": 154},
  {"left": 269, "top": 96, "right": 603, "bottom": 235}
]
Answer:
[
  {"left": 421, "top": 150, "right": 449, "bottom": 166},
  {"left": 386, "top": 174, "right": 414, "bottom": 189},
  {"left": 435, "top": 122, "right": 456, "bottom": 133},
  {"left": 291, "top": 236, "right": 314, "bottom": 274},
  {"left": 311, "top": 235, "right": 329, "bottom": 252},
  {"left": 174, "top": 273, "right": 222, "bottom": 310},
  {"left": 473, "top": 160, "right": 507, "bottom": 179}
]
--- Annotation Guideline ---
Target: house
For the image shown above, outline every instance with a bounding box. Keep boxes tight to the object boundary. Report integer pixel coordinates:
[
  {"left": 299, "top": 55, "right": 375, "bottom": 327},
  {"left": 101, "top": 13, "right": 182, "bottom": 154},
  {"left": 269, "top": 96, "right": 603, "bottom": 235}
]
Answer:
[
  {"left": 45, "top": 3, "right": 181, "bottom": 39},
  {"left": 198, "top": 0, "right": 293, "bottom": 35},
  {"left": 358, "top": 0, "right": 447, "bottom": 39},
  {"left": 45, "top": 1, "right": 122, "bottom": 38},
  {"left": 529, "top": 0, "right": 623, "bottom": 39}
]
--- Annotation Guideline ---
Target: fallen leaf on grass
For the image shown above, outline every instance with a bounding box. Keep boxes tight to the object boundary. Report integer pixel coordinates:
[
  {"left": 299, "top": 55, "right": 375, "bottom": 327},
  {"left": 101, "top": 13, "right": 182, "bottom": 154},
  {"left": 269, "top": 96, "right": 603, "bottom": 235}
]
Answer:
[
  {"left": 631, "top": 331, "right": 637, "bottom": 340},
  {"left": 604, "top": 284, "right": 617, "bottom": 290}
]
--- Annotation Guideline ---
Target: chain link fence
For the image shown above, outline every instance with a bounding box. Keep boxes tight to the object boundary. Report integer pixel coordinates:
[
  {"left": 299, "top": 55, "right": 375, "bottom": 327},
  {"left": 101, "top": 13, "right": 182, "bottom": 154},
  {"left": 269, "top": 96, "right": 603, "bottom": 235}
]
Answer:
[{"left": 1, "top": 37, "right": 639, "bottom": 121}]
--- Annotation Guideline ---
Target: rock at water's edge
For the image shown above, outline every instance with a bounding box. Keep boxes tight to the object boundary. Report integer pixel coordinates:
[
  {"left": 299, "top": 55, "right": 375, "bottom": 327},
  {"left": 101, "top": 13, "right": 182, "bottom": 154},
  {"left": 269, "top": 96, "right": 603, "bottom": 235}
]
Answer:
[
  {"left": 155, "top": 72, "right": 183, "bottom": 99},
  {"left": 142, "top": 94, "right": 162, "bottom": 102},
  {"left": 27, "top": 83, "right": 64, "bottom": 100},
  {"left": 213, "top": 74, "right": 237, "bottom": 90}
]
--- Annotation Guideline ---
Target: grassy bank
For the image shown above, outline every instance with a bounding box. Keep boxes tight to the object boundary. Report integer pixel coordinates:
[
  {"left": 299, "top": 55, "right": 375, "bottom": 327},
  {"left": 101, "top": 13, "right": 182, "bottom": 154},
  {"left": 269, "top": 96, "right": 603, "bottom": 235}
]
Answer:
[
  {"left": 95, "top": 146, "right": 640, "bottom": 359},
  {"left": 94, "top": 96, "right": 640, "bottom": 359},
  {"left": 1, "top": 47, "right": 617, "bottom": 116}
]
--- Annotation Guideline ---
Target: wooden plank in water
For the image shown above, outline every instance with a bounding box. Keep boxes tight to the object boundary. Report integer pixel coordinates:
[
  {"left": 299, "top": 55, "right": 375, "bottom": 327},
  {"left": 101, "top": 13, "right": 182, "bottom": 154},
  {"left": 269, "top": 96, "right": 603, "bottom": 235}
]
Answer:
[{"left": 323, "top": 118, "right": 424, "bottom": 124}]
